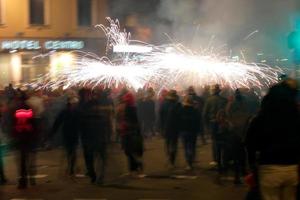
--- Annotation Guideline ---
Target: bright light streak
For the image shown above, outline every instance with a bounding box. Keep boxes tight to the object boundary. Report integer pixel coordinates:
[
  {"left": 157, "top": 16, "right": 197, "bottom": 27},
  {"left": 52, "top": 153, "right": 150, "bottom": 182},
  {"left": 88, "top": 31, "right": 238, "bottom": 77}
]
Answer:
[
  {"left": 31, "top": 18, "right": 282, "bottom": 92},
  {"left": 113, "top": 45, "right": 153, "bottom": 53}
]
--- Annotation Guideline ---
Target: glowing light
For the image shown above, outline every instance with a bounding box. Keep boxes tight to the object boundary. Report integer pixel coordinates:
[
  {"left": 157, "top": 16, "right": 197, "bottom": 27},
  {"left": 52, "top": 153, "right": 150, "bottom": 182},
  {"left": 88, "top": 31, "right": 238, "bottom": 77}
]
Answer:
[
  {"left": 11, "top": 54, "right": 21, "bottom": 84},
  {"left": 113, "top": 45, "right": 153, "bottom": 53},
  {"left": 32, "top": 17, "right": 281, "bottom": 92}
]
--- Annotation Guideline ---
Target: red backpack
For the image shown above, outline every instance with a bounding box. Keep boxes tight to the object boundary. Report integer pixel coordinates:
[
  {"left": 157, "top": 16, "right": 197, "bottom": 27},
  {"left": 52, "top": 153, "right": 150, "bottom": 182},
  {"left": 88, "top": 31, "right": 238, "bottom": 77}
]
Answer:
[{"left": 14, "top": 109, "right": 34, "bottom": 133}]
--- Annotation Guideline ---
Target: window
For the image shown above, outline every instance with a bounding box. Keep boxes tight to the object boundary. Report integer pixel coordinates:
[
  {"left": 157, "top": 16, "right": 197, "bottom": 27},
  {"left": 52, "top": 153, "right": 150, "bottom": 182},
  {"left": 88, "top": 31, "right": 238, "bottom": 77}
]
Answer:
[
  {"left": 77, "top": 0, "right": 92, "bottom": 26},
  {"left": 29, "top": 0, "right": 44, "bottom": 25},
  {"left": 0, "top": 0, "right": 5, "bottom": 25}
]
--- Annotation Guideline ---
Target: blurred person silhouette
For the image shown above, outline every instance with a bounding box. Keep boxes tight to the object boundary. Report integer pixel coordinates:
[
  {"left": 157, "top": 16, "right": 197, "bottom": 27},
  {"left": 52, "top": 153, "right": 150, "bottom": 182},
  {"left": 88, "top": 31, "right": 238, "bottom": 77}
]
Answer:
[
  {"left": 178, "top": 95, "right": 201, "bottom": 170},
  {"left": 26, "top": 90, "right": 45, "bottom": 148},
  {"left": 142, "top": 87, "right": 156, "bottom": 138},
  {"left": 214, "top": 109, "right": 233, "bottom": 183},
  {"left": 245, "top": 79, "right": 300, "bottom": 200},
  {"left": 78, "top": 89, "right": 110, "bottom": 185},
  {"left": 186, "top": 86, "right": 205, "bottom": 144},
  {"left": 117, "top": 90, "right": 144, "bottom": 175},
  {"left": 159, "top": 90, "right": 181, "bottom": 169},
  {"left": 49, "top": 97, "right": 79, "bottom": 177},
  {"left": 226, "top": 89, "right": 251, "bottom": 184},
  {"left": 203, "top": 84, "right": 227, "bottom": 165},
  {"left": 11, "top": 91, "right": 38, "bottom": 189}
]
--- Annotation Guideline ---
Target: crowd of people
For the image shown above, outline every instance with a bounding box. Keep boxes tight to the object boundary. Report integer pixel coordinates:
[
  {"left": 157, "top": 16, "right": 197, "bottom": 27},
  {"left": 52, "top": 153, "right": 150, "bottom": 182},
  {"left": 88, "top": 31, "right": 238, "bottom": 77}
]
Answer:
[{"left": 0, "top": 79, "right": 299, "bottom": 200}]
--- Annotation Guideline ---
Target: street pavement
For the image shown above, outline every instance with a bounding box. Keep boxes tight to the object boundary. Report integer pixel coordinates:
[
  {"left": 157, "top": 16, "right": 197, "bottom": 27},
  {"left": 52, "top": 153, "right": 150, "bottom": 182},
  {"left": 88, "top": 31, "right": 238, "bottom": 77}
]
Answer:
[{"left": 0, "top": 137, "right": 247, "bottom": 200}]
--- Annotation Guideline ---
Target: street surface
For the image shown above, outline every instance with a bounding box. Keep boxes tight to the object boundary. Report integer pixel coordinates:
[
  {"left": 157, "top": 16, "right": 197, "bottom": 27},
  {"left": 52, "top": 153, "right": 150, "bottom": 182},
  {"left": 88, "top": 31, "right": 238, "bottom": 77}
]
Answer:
[{"left": 0, "top": 137, "right": 247, "bottom": 200}]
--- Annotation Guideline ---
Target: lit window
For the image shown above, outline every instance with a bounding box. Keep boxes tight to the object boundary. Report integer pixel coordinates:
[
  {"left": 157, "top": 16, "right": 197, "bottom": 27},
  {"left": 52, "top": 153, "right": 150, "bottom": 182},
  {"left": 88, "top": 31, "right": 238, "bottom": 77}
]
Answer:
[
  {"left": 29, "top": 0, "right": 45, "bottom": 25},
  {"left": 77, "top": 0, "right": 92, "bottom": 26}
]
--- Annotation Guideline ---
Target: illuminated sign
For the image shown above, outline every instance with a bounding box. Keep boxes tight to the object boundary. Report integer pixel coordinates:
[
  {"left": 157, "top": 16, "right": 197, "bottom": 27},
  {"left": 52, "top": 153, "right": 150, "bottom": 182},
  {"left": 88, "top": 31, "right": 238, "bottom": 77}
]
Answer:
[
  {"left": 44, "top": 41, "right": 84, "bottom": 50},
  {"left": 1, "top": 40, "right": 84, "bottom": 50},
  {"left": 1, "top": 40, "right": 41, "bottom": 50}
]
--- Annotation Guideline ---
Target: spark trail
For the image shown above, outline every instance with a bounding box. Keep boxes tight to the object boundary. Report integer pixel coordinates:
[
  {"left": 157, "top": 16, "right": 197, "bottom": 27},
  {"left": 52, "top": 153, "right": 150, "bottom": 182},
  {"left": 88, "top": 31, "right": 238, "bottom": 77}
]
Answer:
[{"left": 33, "top": 18, "right": 281, "bottom": 91}]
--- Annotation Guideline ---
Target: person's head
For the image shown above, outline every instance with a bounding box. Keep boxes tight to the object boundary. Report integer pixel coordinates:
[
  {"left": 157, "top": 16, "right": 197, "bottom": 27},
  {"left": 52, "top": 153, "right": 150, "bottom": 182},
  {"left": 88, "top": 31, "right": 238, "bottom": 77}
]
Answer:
[
  {"left": 211, "top": 84, "right": 221, "bottom": 95},
  {"left": 182, "top": 95, "right": 194, "bottom": 107},
  {"left": 67, "top": 97, "right": 79, "bottom": 109},
  {"left": 146, "top": 87, "right": 155, "bottom": 99},
  {"left": 121, "top": 91, "right": 135, "bottom": 107},
  {"left": 187, "top": 86, "right": 196, "bottom": 95},
  {"left": 166, "top": 90, "right": 179, "bottom": 101},
  {"left": 261, "top": 78, "right": 298, "bottom": 114}
]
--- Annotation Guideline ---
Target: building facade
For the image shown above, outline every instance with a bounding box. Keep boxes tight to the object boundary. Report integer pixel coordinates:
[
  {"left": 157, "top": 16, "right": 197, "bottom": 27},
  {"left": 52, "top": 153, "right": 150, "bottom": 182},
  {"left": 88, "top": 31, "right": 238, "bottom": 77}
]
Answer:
[{"left": 0, "top": 0, "right": 107, "bottom": 87}]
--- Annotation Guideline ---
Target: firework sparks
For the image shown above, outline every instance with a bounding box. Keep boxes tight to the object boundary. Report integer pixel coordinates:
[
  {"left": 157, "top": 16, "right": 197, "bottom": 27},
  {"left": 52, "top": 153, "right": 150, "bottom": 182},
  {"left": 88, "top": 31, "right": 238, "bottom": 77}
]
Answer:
[{"left": 32, "top": 18, "right": 281, "bottom": 92}]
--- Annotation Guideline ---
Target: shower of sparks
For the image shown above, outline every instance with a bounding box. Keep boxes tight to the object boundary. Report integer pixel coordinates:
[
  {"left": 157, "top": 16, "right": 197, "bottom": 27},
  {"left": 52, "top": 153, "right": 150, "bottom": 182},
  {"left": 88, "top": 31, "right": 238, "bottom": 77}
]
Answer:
[{"left": 32, "top": 18, "right": 282, "bottom": 91}]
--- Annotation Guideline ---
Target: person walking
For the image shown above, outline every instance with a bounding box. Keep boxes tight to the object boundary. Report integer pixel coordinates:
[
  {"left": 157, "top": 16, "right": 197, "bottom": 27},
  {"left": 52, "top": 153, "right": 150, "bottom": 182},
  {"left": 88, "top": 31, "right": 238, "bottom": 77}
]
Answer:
[
  {"left": 78, "top": 89, "right": 109, "bottom": 185},
  {"left": 49, "top": 97, "right": 80, "bottom": 177},
  {"left": 12, "top": 91, "right": 38, "bottom": 189},
  {"left": 159, "top": 90, "right": 181, "bottom": 169},
  {"left": 117, "top": 90, "right": 144, "bottom": 175},
  {"left": 245, "top": 79, "right": 300, "bottom": 200},
  {"left": 203, "top": 84, "right": 227, "bottom": 165},
  {"left": 226, "top": 89, "right": 251, "bottom": 184},
  {"left": 178, "top": 95, "right": 200, "bottom": 170}
]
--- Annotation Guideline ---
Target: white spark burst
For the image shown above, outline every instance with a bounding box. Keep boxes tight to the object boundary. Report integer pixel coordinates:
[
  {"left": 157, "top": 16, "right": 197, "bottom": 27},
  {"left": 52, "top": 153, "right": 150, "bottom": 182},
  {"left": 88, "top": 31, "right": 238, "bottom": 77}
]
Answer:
[{"left": 32, "top": 17, "right": 282, "bottom": 92}]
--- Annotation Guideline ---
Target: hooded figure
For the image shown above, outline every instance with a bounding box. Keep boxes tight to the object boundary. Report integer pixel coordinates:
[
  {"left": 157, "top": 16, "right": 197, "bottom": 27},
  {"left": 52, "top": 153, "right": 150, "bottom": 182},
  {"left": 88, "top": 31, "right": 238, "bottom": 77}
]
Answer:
[{"left": 117, "top": 91, "right": 143, "bottom": 174}]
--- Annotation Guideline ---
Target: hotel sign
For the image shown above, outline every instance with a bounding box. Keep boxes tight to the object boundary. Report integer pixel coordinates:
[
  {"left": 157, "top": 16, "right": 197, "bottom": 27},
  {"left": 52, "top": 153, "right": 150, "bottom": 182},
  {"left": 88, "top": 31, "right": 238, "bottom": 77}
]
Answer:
[{"left": 1, "top": 40, "right": 85, "bottom": 50}]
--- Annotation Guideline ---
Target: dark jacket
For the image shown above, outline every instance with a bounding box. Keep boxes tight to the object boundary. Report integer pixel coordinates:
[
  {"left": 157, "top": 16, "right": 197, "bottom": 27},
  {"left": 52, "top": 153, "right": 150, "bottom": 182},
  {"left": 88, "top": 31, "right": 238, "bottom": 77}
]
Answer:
[
  {"left": 160, "top": 99, "right": 181, "bottom": 138},
  {"left": 142, "top": 99, "right": 156, "bottom": 122},
  {"left": 203, "top": 94, "right": 227, "bottom": 124},
  {"left": 245, "top": 83, "right": 300, "bottom": 166},
  {"left": 51, "top": 106, "right": 79, "bottom": 146},
  {"left": 178, "top": 105, "right": 200, "bottom": 134},
  {"left": 79, "top": 100, "right": 108, "bottom": 147}
]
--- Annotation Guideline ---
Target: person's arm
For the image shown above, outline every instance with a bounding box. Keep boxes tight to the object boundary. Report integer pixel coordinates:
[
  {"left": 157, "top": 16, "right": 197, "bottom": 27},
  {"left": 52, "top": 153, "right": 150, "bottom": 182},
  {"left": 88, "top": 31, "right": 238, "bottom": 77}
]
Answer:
[{"left": 47, "top": 110, "right": 65, "bottom": 140}]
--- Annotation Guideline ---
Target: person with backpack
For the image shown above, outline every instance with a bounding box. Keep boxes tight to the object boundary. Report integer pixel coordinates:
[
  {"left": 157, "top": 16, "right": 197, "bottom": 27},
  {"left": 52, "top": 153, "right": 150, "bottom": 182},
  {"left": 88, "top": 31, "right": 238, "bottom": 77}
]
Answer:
[{"left": 12, "top": 91, "right": 38, "bottom": 189}]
